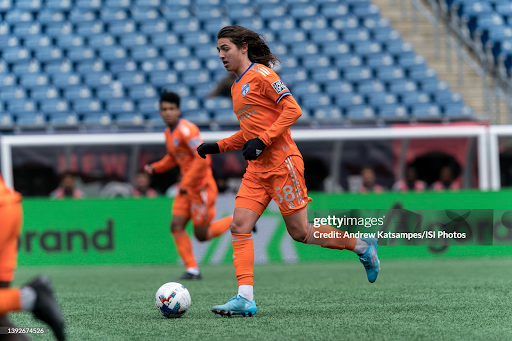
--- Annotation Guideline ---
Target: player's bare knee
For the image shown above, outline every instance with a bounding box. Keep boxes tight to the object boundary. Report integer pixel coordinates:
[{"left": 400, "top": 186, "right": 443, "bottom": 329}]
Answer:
[
  {"left": 229, "top": 220, "right": 246, "bottom": 234},
  {"left": 170, "top": 222, "right": 185, "bottom": 233},
  {"left": 194, "top": 228, "right": 208, "bottom": 242}
]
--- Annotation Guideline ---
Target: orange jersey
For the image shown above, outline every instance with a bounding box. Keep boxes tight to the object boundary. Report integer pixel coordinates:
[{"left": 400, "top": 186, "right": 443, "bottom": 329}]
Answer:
[
  {"left": 0, "top": 175, "right": 22, "bottom": 206},
  {"left": 152, "top": 119, "right": 214, "bottom": 195},
  {"left": 217, "top": 62, "right": 303, "bottom": 173}
]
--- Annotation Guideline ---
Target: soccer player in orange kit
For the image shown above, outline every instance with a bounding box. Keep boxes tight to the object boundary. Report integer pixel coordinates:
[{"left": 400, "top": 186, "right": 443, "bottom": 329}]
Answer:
[
  {"left": 0, "top": 175, "right": 65, "bottom": 340},
  {"left": 197, "top": 25, "right": 381, "bottom": 317},
  {"left": 144, "top": 91, "right": 233, "bottom": 280}
]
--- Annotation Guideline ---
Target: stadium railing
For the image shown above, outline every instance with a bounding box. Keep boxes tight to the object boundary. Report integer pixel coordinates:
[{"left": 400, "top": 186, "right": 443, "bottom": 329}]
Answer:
[{"left": 0, "top": 125, "right": 491, "bottom": 190}]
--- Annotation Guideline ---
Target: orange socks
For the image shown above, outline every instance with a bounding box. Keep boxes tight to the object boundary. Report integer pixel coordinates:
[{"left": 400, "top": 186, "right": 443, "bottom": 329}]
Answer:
[
  {"left": 172, "top": 231, "right": 198, "bottom": 269},
  {"left": 303, "top": 223, "right": 357, "bottom": 251},
  {"left": 0, "top": 288, "right": 21, "bottom": 315},
  {"left": 206, "top": 216, "right": 232, "bottom": 241},
  {"left": 232, "top": 233, "right": 254, "bottom": 286}
]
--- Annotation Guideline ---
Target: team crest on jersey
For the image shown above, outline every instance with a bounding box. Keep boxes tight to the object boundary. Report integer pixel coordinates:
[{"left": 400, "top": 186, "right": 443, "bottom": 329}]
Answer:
[
  {"left": 271, "top": 80, "right": 288, "bottom": 94},
  {"left": 241, "top": 83, "right": 250, "bottom": 97},
  {"left": 173, "top": 137, "right": 180, "bottom": 147}
]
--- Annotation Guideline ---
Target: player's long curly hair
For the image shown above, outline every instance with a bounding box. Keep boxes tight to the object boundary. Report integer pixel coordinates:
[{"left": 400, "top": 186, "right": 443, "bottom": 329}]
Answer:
[{"left": 217, "top": 25, "right": 280, "bottom": 68}]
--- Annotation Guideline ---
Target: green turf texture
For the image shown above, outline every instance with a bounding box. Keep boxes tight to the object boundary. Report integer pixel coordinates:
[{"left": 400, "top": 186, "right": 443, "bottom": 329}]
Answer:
[{"left": 9, "top": 257, "right": 512, "bottom": 341}]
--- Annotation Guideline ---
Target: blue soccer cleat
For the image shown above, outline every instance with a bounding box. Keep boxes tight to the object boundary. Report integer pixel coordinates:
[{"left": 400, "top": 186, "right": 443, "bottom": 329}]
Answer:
[
  {"left": 359, "top": 237, "right": 380, "bottom": 283},
  {"left": 211, "top": 295, "right": 257, "bottom": 317}
]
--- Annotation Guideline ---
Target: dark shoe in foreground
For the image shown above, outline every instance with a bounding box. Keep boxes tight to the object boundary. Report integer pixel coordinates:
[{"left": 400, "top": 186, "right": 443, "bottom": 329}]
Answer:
[
  {"left": 175, "top": 272, "right": 203, "bottom": 280},
  {"left": 25, "top": 275, "right": 65, "bottom": 341}
]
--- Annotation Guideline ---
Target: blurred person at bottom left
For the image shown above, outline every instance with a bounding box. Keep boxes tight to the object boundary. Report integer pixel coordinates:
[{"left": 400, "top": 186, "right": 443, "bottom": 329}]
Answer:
[{"left": 0, "top": 174, "right": 66, "bottom": 341}]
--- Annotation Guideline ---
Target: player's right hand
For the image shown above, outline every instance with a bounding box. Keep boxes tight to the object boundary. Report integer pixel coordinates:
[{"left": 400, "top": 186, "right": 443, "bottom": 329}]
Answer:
[
  {"left": 144, "top": 164, "right": 154, "bottom": 175},
  {"left": 197, "top": 143, "right": 220, "bottom": 159}
]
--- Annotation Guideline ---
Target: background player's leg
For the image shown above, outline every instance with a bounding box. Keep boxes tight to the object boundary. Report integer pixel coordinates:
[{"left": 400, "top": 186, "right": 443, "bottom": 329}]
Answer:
[{"left": 170, "top": 215, "right": 200, "bottom": 280}]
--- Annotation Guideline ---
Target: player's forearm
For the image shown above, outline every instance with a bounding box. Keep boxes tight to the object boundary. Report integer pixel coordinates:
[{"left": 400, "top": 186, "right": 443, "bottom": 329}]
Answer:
[
  {"left": 180, "top": 155, "right": 207, "bottom": 190},
  {"left": 217, "top": 130, "right": 246, "bottom": 152},
  {"left": 152, "top": 154, "right": 176, "bottom": 174},
  {"left": 259, "top": 96, "right": 302, "bottom": 146}
]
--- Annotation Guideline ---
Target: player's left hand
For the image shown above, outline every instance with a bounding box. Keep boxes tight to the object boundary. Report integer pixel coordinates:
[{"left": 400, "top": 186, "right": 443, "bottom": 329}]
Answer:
[{"left": 242, "top": 138, "right": 266, "bottom": 161}]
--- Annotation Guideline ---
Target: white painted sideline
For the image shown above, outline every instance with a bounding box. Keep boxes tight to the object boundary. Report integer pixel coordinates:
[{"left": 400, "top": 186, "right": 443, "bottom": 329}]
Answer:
[{"left": 1, "top": 126, "right": 490, "bottom": 190}]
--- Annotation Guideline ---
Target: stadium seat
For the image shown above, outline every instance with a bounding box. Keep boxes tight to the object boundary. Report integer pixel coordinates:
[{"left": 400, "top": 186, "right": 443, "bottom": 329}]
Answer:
[
  {"left": 5, "top": 9, "right": 32, "bottom": 24},
  {"left": 82, "top": 112, "right": 112, "bottom": 125},
  {"left": 46, "top": 0, "right": 72, "bottom": 11},
  {"left": 149, "top": 71, "right": 178, "bottom": 87},
  {"left": 97, "top": 84, "right": 124, "bottom": 100},
  {"left": 45, "top": 22, "right": 73, "bottom": 38},
  {"left": 227, "top": 5, "right": 256, "bottom": 20},
  {"left": 279, "top": 29, "right": 307, "bottom": 44},
  {"left": 119, "top": 33, "right": 146, "bottom": 48},
  {"left": 358, "top": 80, "right": 386, "bottom": 95},
  {"left": 89, "top": 33, "right": 115, "bottom": 49},
  {"left": 8, "top": 99, "right": 36, "bottom": 115},
  {"left": 83, "top": 72, "right": 112, "bottom": 87},
  {"left": 73, "top": 98, "right": 102, "bottom": 114},
  {"left": 108, "top": 21, "right": 136, "bottom": 35},
  {"left": 76, "top": 59, "right": 105, "bottom": 74},
  {"left": 336, "top": 92, "right": 364, "bottom": 109},
  {"left": 40, "top": 99, "right": 69, "bottom": 115},
  {"left": 269, "top": 17, "right": 296, "bottom": 31},
  {"left": 69, "top": 9, "right": 96, "bottom": 24},
  {"left": 181, "top": 70, "right": 211, "bottom": 86},
  {"left": 106, "top": 99, "right": 134, "bottom": 114},
  {"left": 379, "top": 104, "right": 408, "bottom": 120},
  {"left": 325, "top": 80, "right": 353, "bottom": 96},
  {"left": 129, "top": 85, "right": 157, "bottom": 100},
  {"left": 139, "top": 98, "right": 159, "bottom": 115},
  {"left": 64, "top": 86, "right": 93, "bottom": 100},
  {"left": 320, "top": 3, "right": 350, "bottom": 19},
  {"left": 52, "top": 73, "right": 82, "bottom": 88},
  {"left": 20, "top": 73, "right": 49, "bottom": 89},
  {"left": 170, "top": 18, "right": 199, "bottom": 34},
  {"left": 117, "top": 72, "right": 145, "bottom": 87},
  {"left": 100, "top": 9, "right": 128, "bottom": 23},
  {"left": 67, "top": 47, "right": 96, "bottom": 62},
  {"left": 16, "top": 112, "right": 45, "bottom": 127},
  {"left": 411, "top": 103, "right": 441, "bottom": 119},
  {"left": 131, "top": 8, "right": 160, "bottom": 22},
  {"left": 76, "top": 21, "right": 104, "bottom": 37},
  {"left": 161, "top": 5, "right": 190, "bottom": 21},
  {"left": 116, "top": 112, "right": 144, "bottom": 125},
  {"left": 35, "top": 47, "right": 63, "bottom": 63},
  {"left": 347, "top": 106, "right": 376, "bottom": 121},
  {"left": 12, "top": 60, "right": 40, "bottom": 75},
  {"left": 195, "top": 6, "right": 223, "bottom": 20},
  {"left": 32, "top": 85, "right": 59, "bottom": 101},
  {"left": 335, "top": 54, "right": 362, "bottom": 70},
  {"left": 49, "top": 112, "right": 79, "bottom": 126},
  {"left": 3, "top": 47, "right": 30, "bottom": 63},
  {"left": 55, "top": 35, "right": 84, "bottom": 49},
  {"left": 312, "top": 106, "right": 343, "bottom": 121},
  {"left": 311, "top": 67, "right": 339, "bottom": 82},
  {"left": 99, "top": 46, "right": 127, "bottom": 62}
]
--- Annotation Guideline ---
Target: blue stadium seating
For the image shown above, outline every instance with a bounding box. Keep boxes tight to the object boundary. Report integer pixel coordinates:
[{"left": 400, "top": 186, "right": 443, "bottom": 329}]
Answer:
[{"left": 0, "top": 0, "right": 470, "bottom": 131}]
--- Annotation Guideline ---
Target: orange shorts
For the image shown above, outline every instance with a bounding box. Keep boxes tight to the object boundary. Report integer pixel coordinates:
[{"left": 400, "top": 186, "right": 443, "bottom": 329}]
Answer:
[
  {"left": 236, "top": 155, "right": 312, "bottom": 216},
  {"left": 172, "top": 176, "right": 218, "bottom": 227},
  {"left": 0, "top": 201, "right": 23, "bottom": 282}
]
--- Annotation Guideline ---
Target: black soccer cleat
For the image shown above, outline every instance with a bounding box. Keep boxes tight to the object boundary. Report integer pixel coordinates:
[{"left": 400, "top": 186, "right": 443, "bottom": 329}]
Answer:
[
  {"left": 25, "top": 275, "right": 65, "bottom": 341},
  {"left": 175, "top": 272, "right": 202, "bottom": 280}
]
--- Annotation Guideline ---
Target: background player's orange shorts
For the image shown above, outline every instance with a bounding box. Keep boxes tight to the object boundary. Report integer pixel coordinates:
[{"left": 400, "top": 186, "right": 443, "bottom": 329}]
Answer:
[
  {"left": 172, "top": 176, "right": 218, "bottom": 226},
  {"left": 0, "top": 201, "right": 23, "bottom": 282},
  {"left": 236, "top": 155, "right": 312, "bottom": 216}
]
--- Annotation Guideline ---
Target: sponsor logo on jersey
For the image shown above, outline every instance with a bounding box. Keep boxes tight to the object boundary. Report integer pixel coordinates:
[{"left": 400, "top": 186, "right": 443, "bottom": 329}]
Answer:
[
  {"left": 187, "top": 137, "right": 201, "bottom": 149},
  {"left": 241, "top": 83, "right": 250, "bottom": 97},
  {"left": 173, "top": 137, "right": 180, "bottom": 147},
  {"left": 271, "top": 80, "right": 288, "bottom": 94}
]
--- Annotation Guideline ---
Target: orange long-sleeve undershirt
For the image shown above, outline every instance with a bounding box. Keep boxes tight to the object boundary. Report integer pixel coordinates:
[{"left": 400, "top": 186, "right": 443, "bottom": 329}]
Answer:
[
  {"left": 152, "top": 153, "right": 177, "bottom": 174},
  {"left": 258, "top": 95, "right": 302, "bottom": 146},
  {"left": 217, "top": 95, "right": 302, "bottom": 152}
]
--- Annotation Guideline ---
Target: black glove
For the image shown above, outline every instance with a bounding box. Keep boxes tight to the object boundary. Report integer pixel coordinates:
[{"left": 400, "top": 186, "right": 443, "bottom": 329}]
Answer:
[
  {"left": 242, "top": 138, "right": 266, "bottom": 161},
  {"left": 197, "top": 143, "right": 220, "bottom": 159}
]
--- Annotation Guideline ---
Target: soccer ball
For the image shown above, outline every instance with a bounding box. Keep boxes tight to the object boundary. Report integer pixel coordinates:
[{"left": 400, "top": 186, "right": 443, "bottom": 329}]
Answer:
[{"left": 154, "top": 282, "right": 191, "bottom": 318}]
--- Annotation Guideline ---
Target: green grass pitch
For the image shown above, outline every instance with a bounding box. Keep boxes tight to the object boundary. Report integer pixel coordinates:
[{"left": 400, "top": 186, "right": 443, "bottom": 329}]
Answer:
[{"left": 9, "top": 257, "right": 512, "bottom": 341}]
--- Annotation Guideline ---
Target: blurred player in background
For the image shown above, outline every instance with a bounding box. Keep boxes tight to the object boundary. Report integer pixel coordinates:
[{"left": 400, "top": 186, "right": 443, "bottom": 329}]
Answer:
[
  {"left": 198, "top": 25, "right": 381, "bottom": 317},
  {"left": 144, "top": 91, "right": 232, "bottom": 280},
  {"left": 0, "top": 175, "right": 65, "bottom": 341}
]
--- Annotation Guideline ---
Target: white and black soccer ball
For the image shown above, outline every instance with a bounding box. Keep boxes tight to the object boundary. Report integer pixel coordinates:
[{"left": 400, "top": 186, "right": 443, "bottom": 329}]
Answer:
[{"left": 154, "top": 282, "right": 191, "bottom": 318}]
